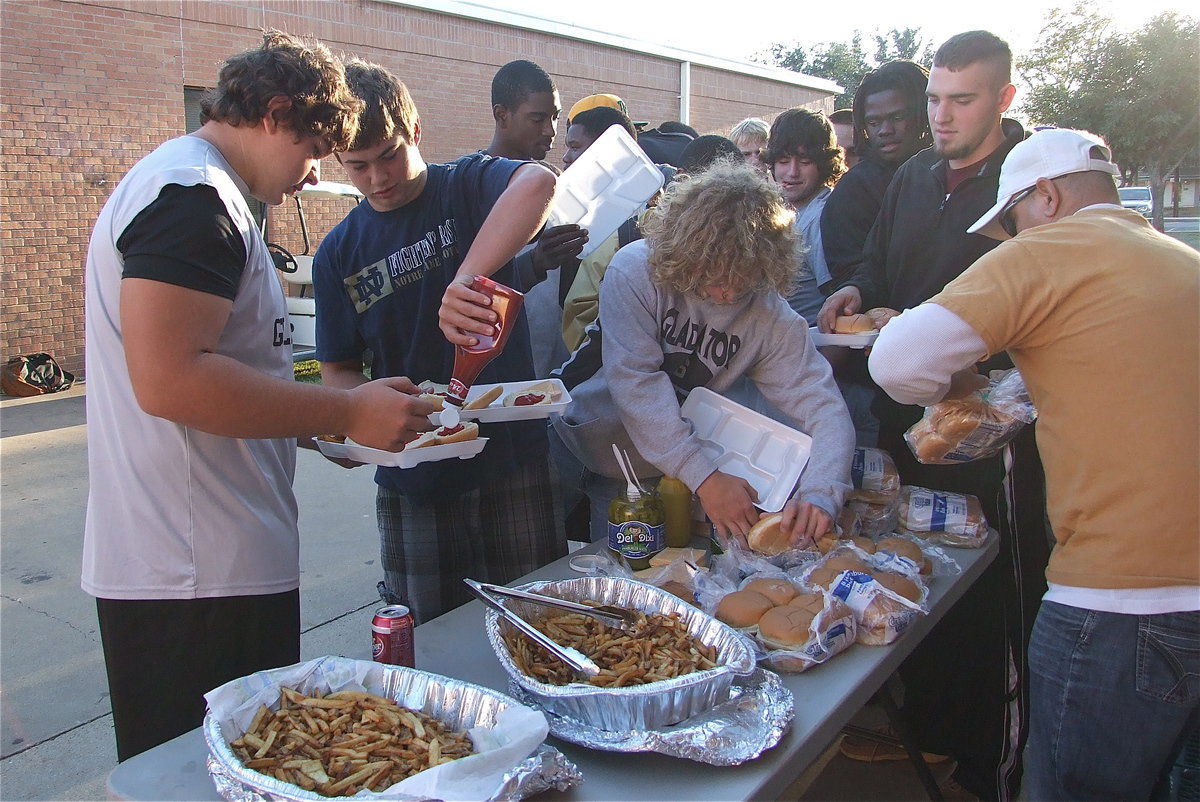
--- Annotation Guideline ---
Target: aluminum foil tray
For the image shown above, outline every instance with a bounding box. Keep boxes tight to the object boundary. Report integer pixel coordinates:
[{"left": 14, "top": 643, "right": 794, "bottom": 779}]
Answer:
[
  {"left": 484, "top": 576, "right": 757, "bottom": 733},
  {"left": 204, "top": 656, "right": 581, "bottom": 801},
  {"left": 510, "top": 667, "right": 792, "bottom": 764}
]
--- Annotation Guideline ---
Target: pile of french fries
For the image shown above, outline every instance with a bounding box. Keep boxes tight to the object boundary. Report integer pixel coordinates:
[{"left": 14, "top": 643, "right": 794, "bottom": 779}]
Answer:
[
  {"left": 504, "top": 606, "right": 720, "bottom": 687},
  {"left": 228, "top": 686, "right": 473, "bottom": 796}
]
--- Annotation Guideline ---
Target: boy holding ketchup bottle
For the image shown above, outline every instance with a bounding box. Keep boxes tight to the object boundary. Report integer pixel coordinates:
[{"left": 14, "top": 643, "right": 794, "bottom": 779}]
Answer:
[{"left": 313, "top": 60, "right": 565, "bottom": 624}]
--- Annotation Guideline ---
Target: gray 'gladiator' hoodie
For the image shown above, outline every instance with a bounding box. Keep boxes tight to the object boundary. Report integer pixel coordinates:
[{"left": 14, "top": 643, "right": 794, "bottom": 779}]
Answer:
[{"left": 552, "top": 240, "right": 854, "bottom": 518}]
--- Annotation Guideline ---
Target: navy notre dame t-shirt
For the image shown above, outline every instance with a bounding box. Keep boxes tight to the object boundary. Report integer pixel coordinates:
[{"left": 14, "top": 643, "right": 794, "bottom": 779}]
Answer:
[{"left": 314, "top": 153, "right": 546, "bottom": 500}]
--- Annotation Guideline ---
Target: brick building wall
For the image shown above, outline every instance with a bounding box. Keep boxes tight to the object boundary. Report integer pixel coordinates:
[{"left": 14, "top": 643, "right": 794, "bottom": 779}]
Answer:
[{"left": 0, "top": 0, "right": 834, "bottom": 377}]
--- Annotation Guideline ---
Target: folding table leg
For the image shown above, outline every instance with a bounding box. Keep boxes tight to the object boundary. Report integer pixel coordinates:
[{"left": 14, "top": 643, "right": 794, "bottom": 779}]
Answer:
[{"left": 841, "top": 678, "right": 945, "bottom": 802}]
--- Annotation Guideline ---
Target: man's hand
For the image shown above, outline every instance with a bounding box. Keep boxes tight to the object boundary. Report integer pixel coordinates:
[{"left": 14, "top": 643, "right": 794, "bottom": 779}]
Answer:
[
  {"left": 943, "top": 367, "right": 989, "bottom": 400},
  {"left": 438, "top": 275, "right": 498, "bottom": 347},
  {"left": 776, "top": 499, "right": 833, "bottom": 549},
  {"left": 818, "top": 286, "right": 862, "bottom": 333},
  {"left": 530, "top": 224, "right": 588, "bottom": 278},
  {"left": 697, "top": 470, "right": 760, "bottom": 549},
  {"left": 344, "top": 377, "right": 437, "bottom": 451}
]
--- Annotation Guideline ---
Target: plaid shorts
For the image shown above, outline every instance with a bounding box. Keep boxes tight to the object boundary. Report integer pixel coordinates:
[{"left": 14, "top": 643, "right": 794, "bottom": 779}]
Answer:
[{"left": 376, "top": 454, "right": 565, "bottom": 624}]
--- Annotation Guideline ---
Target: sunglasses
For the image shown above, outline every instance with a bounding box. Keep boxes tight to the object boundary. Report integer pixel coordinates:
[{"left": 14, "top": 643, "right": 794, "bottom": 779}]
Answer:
[{"left": 999, "top": 186, "right": 1035, "bottom": 237}]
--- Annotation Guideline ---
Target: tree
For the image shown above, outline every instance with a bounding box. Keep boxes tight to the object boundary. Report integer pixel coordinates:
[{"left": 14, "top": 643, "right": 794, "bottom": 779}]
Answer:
[
  {"left": 1019, "top": 4, "right": 1199, "bottom": 229},
  {"left": 764, "top": 28, "right": 934, "bottom": 108}
]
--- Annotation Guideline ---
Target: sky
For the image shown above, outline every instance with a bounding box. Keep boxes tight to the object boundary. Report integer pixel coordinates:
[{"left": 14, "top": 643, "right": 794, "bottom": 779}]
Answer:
[{"left": 479, "top": 0, "right": 1191, "bottom": 68}]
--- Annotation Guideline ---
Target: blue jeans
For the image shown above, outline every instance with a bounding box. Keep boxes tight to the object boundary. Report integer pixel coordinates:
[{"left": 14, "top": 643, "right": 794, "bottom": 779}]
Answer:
[{"left": 1024, "top": 601, "right": 1200, "bottom": 800}]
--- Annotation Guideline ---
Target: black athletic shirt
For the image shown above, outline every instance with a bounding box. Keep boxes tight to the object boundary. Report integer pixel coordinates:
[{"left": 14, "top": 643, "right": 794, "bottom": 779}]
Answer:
[{"left": 117, "top": 183, "right": 248, "bottom": 300}]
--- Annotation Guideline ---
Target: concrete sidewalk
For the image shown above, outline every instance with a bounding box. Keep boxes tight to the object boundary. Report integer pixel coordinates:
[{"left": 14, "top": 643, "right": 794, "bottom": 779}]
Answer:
[{"left": 0, "top": 385, "right": 935, "bottom": 801}]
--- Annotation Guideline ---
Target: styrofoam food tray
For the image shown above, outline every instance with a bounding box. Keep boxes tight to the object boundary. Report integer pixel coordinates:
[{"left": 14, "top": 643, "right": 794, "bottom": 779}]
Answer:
[
  {"left": 680, "top": 387, "right": 812, "bottom": 513},
  {"left": 432, "top": 379, "right": 571, "bottom": 425},
  {"left": 316, "top": 435, "right": 487, "bottom": 468},
  {"left": 808, "top": 326, "right": 878, "bottom": 349},
  {"left": 546, "top": 125, "right": 664, "bottom": 259}
]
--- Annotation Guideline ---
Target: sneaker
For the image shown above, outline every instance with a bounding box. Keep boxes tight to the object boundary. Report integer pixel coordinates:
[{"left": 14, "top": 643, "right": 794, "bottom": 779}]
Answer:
[
  {"left": 937, "top": 773, "right": 981, "bottom": 801},
  {"left": 839, "top": 725, "right": 951, "bottom": 763}
]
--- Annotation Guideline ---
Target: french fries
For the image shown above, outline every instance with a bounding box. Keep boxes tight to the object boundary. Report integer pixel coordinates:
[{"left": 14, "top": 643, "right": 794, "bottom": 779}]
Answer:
[
  {"left": 228, "top": 687, "right": 473, "bottom": 796},
  {"left": 502, "top": 604, "right": 720, "bottom": 687}
]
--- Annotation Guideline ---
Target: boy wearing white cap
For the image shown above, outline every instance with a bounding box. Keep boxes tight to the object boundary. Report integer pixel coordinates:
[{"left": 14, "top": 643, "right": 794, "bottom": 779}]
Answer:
[{"left": 869, "top": 128, "right": 1199, "bottom": 800}]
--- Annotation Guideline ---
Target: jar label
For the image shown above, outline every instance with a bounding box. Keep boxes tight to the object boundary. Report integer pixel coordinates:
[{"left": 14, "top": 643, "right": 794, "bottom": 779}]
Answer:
[{"left": 608, "top": 520, "right": 665, "bottom": 559}]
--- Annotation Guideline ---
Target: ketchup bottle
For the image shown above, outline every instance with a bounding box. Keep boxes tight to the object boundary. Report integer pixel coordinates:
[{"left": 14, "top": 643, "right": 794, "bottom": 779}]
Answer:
[{"left": 446, "top": 276, "right": 524, "bottom": 406}]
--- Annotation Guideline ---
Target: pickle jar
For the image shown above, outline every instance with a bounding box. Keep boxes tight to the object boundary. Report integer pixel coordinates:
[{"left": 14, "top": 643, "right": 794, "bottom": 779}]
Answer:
[{"left": 607, "top": 486, "right": 665, "bottom": 570}]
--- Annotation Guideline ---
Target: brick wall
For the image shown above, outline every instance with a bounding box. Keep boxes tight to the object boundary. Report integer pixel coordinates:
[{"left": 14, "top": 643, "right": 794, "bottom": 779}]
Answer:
[{"left": 0, "top": 0, "right": 833, "bottom": 377}]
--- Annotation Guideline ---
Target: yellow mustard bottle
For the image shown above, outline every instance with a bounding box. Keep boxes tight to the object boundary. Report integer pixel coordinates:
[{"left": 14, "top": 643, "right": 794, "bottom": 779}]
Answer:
[{"left": 658, "top": 476, "right": 692, "bottom": 548}]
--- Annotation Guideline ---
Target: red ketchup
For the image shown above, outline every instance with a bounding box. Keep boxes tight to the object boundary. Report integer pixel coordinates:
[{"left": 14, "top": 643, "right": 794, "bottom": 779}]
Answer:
[
  {"left": 446, "top": 276, "right": 524, "bottom": 407},
  {"left": 513, "top": 393, "right": 545, "bottom": 406}
]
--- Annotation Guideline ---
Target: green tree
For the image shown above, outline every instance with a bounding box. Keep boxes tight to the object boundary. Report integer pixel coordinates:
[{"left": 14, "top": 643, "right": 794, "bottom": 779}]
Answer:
[
  {"left": 764, "top": 28, "right": 934, "bottom": 108},
  {"left": 1019, "top": 5, "right": 1199, "bottom": 228}
]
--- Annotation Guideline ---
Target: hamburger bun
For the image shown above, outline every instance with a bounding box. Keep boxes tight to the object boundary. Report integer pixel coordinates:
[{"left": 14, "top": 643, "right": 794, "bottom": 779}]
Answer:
[
  {"left": 503, "top": 380, "right": 559, "bottom": 407},
  {"left": 807, "top": 554, "right": 871, "bottom": 589},
  {"left": 834, "top": 314, "right": 876, "bottom": 334},
  {"left": 747, "top": 513, "right": 792, "bottom": 556},
  {"left": 463, "top": 384, "right": 504, "bottom": 410},
  {"left": 875, "top": 536, "right": 931, "bottom": 574},
  {"left": 873, "top": 571, "right": 921, "bottom": 603},
  {"left": 848, "top": 536, "right": 877, "bottom": 554},
  {"left": 743, "top": 577, "right": 799, "bottom": 606},
  {"left": 418, "top": 393, "right": 447, "bottom": 410},
  {"left": 913, "top": 429, "right": 954, "bottom": 463},
  {"left": 715, "top": 589, "right": 774, "bottom": 628},
  {"left": 786, "top": 591, "right": 827, "bottom": 615},
  {"left": 757, "top": 605, "right": 816, "bottom": 650},
  {"left": 864, "top": 307, "right": 900, "bottom": 327}
]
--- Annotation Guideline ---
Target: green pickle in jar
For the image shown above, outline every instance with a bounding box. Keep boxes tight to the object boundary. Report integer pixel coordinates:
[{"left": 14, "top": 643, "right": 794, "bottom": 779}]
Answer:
[{"left": 608, "top": 487, "right": 665, "bottom": 570}]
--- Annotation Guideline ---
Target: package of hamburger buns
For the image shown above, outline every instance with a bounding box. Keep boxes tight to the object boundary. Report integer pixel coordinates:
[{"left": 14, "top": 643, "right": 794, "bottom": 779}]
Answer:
[
  {"left": 905, "top": 368, "right": 1037, "bottom": 465},
  {"left": 703, "top": 572, "right": 856, "bottom": 672},
  {"left": 848, "top": 447, "right": 901, "bottom": 505},
  {"left": 797, "top": 545, "right": 928, "bottom": 646},
  {"left": 897, "top": 485, "right": 989, "bottom": 548}
]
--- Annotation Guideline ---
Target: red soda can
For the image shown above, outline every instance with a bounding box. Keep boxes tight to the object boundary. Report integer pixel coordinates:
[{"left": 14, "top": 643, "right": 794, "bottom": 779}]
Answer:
[{"left": 371, "top": 605, "right": 415, "bottom": 666}]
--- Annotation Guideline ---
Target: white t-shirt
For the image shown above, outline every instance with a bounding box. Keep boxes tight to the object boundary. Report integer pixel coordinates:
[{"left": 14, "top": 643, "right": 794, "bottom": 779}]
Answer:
[{"left": 82, "top": 135, "right": 299, "bottom": 600}]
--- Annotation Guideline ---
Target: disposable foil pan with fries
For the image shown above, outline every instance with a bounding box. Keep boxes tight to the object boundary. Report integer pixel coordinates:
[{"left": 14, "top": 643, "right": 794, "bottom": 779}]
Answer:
[
  {"left": 203, "top": 655, "right": 581, "bottom": 802},
  {"left": 483, "top": 576, "right": 757, "bottom": 733}
]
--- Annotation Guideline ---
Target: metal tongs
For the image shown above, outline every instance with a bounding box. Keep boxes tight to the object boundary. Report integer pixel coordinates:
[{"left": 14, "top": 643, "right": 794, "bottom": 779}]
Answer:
[{"left": 464, "top": 579, "right": 640, "bottom": 679}]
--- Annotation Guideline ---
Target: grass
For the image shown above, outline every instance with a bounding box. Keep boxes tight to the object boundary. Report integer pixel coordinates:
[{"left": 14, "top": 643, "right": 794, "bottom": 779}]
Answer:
[{"left": 294, "top": 359, "right": 322, "bottom": 383}]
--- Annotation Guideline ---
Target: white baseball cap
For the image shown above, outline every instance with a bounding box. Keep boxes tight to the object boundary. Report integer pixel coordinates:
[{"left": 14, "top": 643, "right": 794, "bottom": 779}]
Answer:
[{"left": 968, "top": 128, "right": 1120, "bottom": 240}]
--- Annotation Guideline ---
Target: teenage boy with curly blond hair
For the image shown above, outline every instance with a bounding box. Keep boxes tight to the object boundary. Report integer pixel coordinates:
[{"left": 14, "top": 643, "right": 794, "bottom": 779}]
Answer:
[{"left": 551, "top": 160, "right": 854, "bottom": 548}]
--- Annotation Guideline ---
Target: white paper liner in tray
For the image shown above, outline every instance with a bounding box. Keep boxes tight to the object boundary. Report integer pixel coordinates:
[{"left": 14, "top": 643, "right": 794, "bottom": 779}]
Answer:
[
  {"left": 203, "top": 655, "right": 581, "bottom": 801},
  {"left": 680, "top": 386, "right": 812, "bottom": 512},
  {"left": 483, "top": 576, "right": 757, "bottom": 733},
  {"left": 430, "top": 379, "right": 571, "bottom": 425},
  {"left": 510, "top": 667, "right": 792, "bottom": 765},
  {"left": 316, "top": 436, "right": 487, "bottom": 468},
  {"left": 808, "top": 327, "right": 878, "bottom": 349}
]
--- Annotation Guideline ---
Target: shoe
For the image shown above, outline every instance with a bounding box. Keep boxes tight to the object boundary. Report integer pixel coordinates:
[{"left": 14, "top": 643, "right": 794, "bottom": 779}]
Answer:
[
  {"left": 839, "top": 725, "right": 951, "bottom": 763},
  {"left": 937, "top": 773, "right": 981, "bottom": 801}
]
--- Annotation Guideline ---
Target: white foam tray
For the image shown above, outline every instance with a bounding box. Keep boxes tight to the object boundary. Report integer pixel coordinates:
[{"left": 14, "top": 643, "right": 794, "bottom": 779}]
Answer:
[
  {"left": 808, "top": 327, "right": 878, "bottom": 349},
  {"left": 430, "top": 378, "right": 571, "bottom": 425},
  {"left": 679, "top": 387, "right": 812, "bottom": 513},
  {"left": 316, "top": 436, "right": 488, "bottom": 468},
  {"left": 546, "top": 125, "right": 664, "bottom": 259}
]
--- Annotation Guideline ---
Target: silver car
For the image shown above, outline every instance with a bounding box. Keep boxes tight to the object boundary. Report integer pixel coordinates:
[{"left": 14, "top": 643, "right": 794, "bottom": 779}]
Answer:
[{"left": 1118, "top": 186, "right": 1154, "bottom": 218}]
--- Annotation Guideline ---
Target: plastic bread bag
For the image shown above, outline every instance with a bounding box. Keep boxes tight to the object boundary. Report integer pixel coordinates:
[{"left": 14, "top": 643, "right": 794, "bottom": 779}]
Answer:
[
  {"left": 794, "top": 546, "right": 927, "bottom": 646},
  {"left": 846, "top": 495, "right": 900, "bottom": 537},
  {"left": 847, "top": 447, "right": 901, "bottom": 505},
  {"left": 868, "top": 533, "right": 961, "bottom": 580},
  {"left": 905, "top": 368, "right": 1038, "bottom": 465},
  {"left": 699, "top": 572, "right": 856, "bottom": 673},
  {"left": 897, "top": 485, "right": 989, "bottom": 548}
]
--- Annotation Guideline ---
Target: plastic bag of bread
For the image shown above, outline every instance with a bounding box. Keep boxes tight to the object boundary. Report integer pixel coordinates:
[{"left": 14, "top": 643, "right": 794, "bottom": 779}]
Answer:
[
  {"left": 897, "top": 485, "right": 989, "bottom": 548},
  {"left": 846, "top": 496, "right": 900, "bottom": 538},
  {"left": 797, "top": 546, "right": 928, "bottom": 646},
  {"left": 707, "top": 574, "right": 856, "bottom": 673},
  {"left": 848, "top": 448, "right": 901, "bottom": 505},
  {"left": 905, "top": 369, "right": 1037, "bottom": 465}
]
